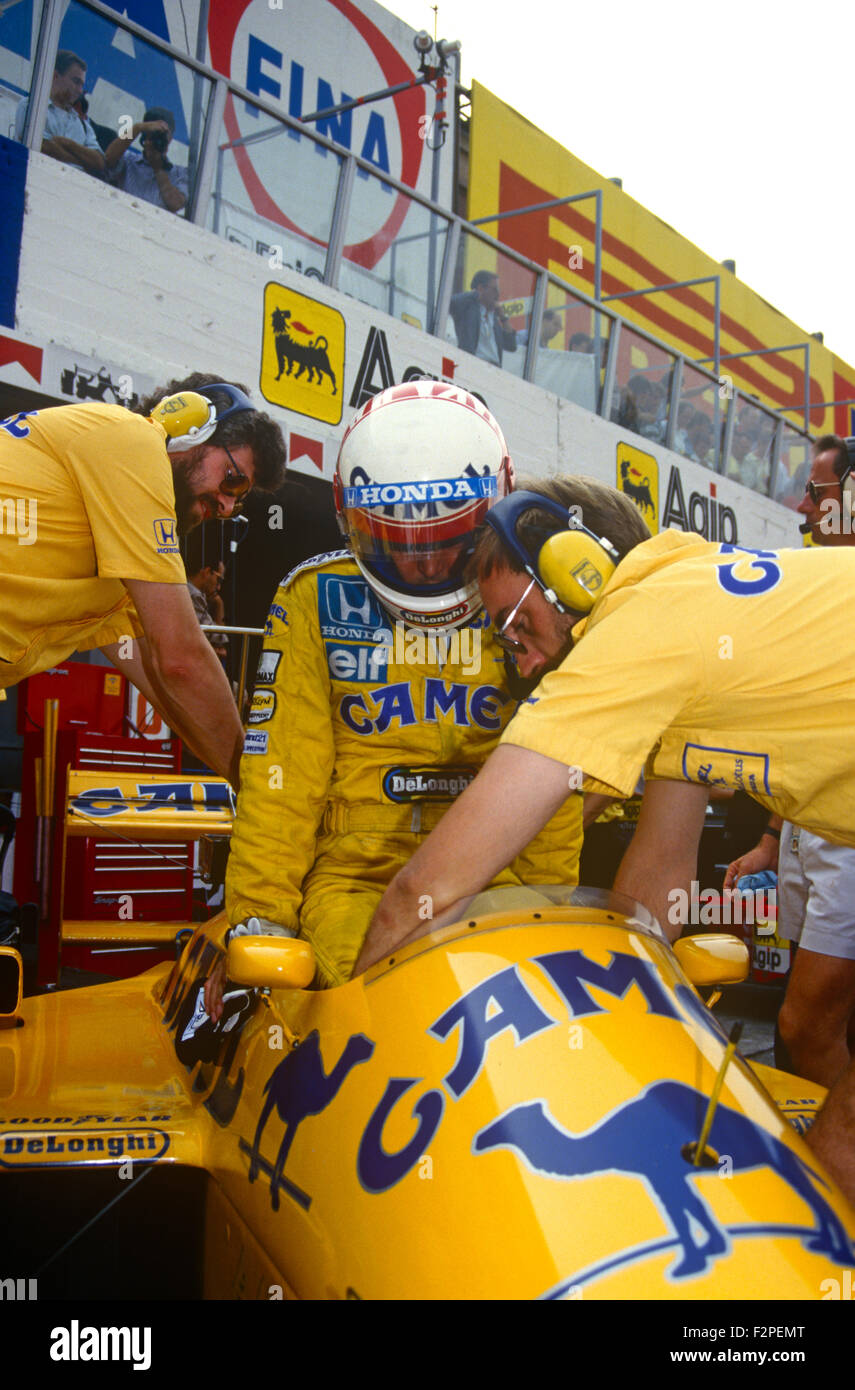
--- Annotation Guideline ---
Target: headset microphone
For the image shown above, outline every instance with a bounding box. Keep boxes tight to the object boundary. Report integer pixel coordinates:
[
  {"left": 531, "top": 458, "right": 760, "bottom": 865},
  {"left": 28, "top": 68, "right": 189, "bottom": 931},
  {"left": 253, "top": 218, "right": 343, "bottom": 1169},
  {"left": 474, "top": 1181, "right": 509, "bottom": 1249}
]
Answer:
[
  {"left": 229, "top": 515, "right": 249, "bottom": 553},
  {"left": 798, "top": 520, "right": 812, "bottom": 534}
]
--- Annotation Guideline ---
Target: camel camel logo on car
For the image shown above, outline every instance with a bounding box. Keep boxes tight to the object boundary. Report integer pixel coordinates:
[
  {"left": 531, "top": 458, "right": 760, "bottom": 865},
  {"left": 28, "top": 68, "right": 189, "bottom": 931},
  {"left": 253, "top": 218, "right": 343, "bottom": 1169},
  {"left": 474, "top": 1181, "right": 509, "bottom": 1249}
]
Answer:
[{"left": 241, "top": 947, "right": 855, "bottom": 1283}]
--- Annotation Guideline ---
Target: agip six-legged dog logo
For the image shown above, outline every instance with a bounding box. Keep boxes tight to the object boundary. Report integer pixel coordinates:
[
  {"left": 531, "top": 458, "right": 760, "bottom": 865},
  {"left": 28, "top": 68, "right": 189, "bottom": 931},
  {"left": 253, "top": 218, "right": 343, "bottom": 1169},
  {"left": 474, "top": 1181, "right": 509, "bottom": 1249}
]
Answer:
[
  {"left": 271, "top": 308, "right": 337, "bottom": 393},
  {"left": 260, "top": 283, "right": 344, "bottom": 425}
]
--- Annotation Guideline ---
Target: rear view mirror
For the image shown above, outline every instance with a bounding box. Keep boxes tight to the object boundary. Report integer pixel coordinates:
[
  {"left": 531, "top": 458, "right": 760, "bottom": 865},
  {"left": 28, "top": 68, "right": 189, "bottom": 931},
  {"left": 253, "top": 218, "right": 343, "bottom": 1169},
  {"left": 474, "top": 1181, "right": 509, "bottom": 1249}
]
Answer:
[
  {"left": 673, "top": 933, "right": 749, "bottom": 987},
  {"left": 227, "top": 936, "right": 315, "bottom": 991},
  {"left": 0, "top": 947, "right": 23, "bottom": 1026}
]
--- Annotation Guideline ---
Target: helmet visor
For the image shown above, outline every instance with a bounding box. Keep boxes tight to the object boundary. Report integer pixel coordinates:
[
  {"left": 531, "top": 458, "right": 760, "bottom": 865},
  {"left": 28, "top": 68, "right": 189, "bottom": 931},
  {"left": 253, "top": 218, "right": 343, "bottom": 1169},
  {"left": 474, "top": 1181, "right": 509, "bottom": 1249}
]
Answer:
[{"left": 340, "top": 474, "right": 496, "bottom": 599}]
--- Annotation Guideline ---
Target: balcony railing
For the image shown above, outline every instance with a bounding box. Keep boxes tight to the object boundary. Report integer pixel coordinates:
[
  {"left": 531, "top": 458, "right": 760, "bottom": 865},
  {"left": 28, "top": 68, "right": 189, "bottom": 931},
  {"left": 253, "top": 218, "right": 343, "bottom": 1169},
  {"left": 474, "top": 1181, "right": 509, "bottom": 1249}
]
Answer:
[{"left": 9, "top": 0, "right": 815, "bottom": 513}]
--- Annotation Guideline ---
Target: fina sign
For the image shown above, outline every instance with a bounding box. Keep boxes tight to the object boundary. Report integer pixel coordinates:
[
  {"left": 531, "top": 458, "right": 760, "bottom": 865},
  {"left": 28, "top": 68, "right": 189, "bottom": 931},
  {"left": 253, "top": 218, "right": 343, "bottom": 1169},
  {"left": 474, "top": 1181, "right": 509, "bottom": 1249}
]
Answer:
[
  {"left": 208, "top": 0, "right": 437, "bottom": 268},
  {"left": 0, "top": 1, "right": 445, "bottom": 271}
]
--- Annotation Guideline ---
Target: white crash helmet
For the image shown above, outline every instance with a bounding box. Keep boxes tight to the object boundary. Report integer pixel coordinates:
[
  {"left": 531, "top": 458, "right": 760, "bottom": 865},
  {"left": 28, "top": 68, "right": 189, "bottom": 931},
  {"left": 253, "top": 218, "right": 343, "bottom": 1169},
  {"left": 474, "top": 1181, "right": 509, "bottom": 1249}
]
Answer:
[{"left": 333, "top": 381, "right": 513, "bottom": 629}]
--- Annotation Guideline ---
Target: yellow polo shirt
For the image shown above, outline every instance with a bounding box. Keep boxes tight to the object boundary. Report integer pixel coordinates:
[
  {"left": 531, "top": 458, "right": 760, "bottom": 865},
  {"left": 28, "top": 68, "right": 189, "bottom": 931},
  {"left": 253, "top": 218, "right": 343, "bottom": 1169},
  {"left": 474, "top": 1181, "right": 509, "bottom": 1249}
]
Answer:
[
  {"left": 0, "top": 402, "right": 186, "bottom": 685},
  {"left": 502, "top": 530, "right": 855, "bottom": 847}
]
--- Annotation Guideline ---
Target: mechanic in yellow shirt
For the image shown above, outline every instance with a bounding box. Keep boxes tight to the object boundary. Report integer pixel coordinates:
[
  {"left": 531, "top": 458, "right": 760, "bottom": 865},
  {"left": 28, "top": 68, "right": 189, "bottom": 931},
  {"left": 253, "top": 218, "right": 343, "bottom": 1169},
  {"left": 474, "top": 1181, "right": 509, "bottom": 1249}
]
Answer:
[
  {"left": 0, "top": 376, "right": 286, "bottom": 786},
  {"left": 357, "top": 476, "right": 855, "bottom": 971}
]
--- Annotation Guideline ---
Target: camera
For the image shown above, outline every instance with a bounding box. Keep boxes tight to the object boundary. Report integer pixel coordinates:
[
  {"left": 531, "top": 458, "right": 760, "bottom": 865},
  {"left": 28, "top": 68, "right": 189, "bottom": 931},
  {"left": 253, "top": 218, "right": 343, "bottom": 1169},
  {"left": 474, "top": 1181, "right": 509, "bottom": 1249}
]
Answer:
[{"left": 142, "top": 129, "right": 169, "bottom": 154}]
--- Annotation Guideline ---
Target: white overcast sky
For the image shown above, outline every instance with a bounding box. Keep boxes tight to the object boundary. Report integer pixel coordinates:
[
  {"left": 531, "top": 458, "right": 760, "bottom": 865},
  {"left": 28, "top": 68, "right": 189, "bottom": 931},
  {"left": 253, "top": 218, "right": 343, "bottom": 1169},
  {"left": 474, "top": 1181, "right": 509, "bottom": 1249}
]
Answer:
[{"left": 390, "top": 0, "right": 855, "bottom": 373}]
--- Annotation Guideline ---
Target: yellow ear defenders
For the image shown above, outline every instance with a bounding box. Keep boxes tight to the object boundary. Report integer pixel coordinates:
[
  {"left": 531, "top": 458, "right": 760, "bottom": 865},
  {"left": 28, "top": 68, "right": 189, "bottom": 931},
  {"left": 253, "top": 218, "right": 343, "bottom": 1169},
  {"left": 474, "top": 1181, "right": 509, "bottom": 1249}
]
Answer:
[
  {"left": 484, "top": 491, "right": 620, "bottom": 613},
  {"left": 150, "top": 382, "right": 256, "bottom": 454}
]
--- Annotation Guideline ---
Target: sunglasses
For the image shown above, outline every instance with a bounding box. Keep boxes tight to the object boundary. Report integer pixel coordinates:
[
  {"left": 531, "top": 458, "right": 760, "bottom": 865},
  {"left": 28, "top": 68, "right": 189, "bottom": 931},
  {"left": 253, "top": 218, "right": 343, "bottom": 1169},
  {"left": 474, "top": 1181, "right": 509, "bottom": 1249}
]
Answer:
[
  {"left": 804, "top": 479, "right": 840, "bottom": 505},
  {"left": 220, "top": 445, "right": 252, "bottom": 502},
  {"left": 493, "top": 577, "right": 537, "bottom": 655}
]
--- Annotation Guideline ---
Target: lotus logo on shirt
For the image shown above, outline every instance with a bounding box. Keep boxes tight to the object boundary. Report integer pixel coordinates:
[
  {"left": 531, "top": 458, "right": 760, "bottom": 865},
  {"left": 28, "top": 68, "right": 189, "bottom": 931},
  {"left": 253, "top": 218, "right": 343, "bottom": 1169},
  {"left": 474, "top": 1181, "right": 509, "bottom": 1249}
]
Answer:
[{"left": 153, "top": 518, "right": 179, "bottom": 553}]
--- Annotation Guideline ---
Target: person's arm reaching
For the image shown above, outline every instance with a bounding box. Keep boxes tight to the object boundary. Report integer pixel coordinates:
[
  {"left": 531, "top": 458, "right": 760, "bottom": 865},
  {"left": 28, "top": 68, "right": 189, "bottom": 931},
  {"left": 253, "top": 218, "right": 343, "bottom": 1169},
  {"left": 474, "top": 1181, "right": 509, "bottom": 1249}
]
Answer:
[
  {"left": 354, "top": 743, "right": 574, "bottom": 974},
  {"left": 612, "top": 778, "right": 709, "bottom": 942},
  {"left": 583, "top": 791, "right": 617, "bottom": 828},
  {"left": 119, "top": 579, "right": 244, "bottom": 787},
  {"left": 722, "top": 813, "right": 782, "bottom": 890},
  {"left": 101, "top": 631, "right": 221, "bottom": 764}
]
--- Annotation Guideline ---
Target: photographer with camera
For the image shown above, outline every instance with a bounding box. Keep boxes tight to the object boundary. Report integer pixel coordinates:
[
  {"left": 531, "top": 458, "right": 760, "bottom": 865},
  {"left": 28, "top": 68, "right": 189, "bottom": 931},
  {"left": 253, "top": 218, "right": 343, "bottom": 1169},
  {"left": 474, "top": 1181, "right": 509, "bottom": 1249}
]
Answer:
[{"left": 104, "top": 106, "right": 187, "bottom": 214}]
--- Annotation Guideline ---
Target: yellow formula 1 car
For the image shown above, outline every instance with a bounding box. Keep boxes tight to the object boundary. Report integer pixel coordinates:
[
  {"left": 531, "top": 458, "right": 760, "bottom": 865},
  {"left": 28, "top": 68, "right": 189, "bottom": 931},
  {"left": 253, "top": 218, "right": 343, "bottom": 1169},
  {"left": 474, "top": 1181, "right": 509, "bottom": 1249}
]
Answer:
[{"left": 1, "top": 886, "right": 853, "bottom": 1300}]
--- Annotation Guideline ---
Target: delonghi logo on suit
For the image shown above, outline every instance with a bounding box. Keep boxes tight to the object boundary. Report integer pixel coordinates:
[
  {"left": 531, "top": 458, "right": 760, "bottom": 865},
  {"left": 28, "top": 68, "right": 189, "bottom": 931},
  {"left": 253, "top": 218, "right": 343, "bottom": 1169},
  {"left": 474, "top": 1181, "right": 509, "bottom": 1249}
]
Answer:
[
  {"left": 382, "top": 765, "right": 476, "bottom": 802},
  {"left": 398, "top": 602, "right": 468, "bottom": 627},
  {"left": 319, "top": 574, "right": 389, "bottom": 641}
]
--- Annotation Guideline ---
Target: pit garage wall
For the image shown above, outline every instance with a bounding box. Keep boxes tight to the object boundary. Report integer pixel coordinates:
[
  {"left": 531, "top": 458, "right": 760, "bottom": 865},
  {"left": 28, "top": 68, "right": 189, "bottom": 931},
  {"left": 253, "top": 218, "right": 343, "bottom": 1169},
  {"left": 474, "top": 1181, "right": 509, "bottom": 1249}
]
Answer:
[{"left": 5, "top": 151, "right": 800, "bottom": 550}]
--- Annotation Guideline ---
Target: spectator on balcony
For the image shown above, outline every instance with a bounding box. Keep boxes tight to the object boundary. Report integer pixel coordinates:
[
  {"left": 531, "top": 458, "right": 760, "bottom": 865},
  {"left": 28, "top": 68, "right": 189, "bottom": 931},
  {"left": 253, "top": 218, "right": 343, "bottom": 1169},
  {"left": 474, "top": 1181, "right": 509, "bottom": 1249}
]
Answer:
[
  {"left": 673, "top": 401, "right": 697, "bottom": 455},
  {"left": 727, "top": 422, "right": 769, "bottom": 492},
  {"left": 104, "top": 107, "right": 188, "bottom": 214},
  {"left": 568, "top": 332, "right": 595, "bottom": 354},
  {"left": 450, "top": 271, "right": 517, "bottom": 367},
  {"left": 687, "top": 412, "right": 715, "bottom": 466},
  {"left": 617, "top": 373, "right": 665, "bottom": 443},
  {"left": 14, "top": 49, "right": 105, "bottom": 177},
  {"left": 73, "top": 93, "right": 116, "bottom": 157},
  {"left": 518, "top": 308, "right": 563, "bottom": 350}
]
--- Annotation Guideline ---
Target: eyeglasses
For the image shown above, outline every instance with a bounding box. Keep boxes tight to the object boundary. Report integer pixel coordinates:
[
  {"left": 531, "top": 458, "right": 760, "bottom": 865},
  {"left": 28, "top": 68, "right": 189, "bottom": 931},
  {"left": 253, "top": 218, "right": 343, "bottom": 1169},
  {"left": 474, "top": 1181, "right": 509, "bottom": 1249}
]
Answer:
[
  {"left": 220, "top": 445, "right": 252, "bottom": 502},
  {"left": 493, "top": 577, "right": 537, "bottom": 654},
  {"left": 805, "top": 479, "right": 840, "bottom": 505}
]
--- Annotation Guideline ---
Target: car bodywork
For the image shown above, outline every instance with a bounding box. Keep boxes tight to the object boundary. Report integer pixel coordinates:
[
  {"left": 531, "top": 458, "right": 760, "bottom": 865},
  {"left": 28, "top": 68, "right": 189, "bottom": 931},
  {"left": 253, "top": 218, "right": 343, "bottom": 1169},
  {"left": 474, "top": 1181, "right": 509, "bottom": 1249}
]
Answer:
[{"left": 2, "top": 889, "right": 854, "bottom": 1301}]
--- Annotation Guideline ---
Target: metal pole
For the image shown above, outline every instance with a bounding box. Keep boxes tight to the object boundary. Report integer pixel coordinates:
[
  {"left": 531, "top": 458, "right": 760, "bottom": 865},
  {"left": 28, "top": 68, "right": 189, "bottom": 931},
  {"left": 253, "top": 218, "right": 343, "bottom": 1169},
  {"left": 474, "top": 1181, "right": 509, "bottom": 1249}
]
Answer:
[
  {"left": 600, "top": 319, "right": 620, "bottom": 422},
  {"left": 187, "top": 0, "right": 210, "bottom": 193},
  {"left": 187, "top": 77, "right": 227, "bottom": 229},
  {"left": 594, "top": 190, "right": 602, "bottom": 303},
  {"left": 524, "top": 272, "right": 548, "bottom": 383},
  {"left": 426, "top": 68, "right": 446, "bottom": 336},
  {"left": 433, "top": 217, "right": 461, "bottom": 340},
  {"left": 300, "top": 70, "right": 439, "bottom": 124},
  {"left": 324, "top": 154, "right": 357, "bottom": 290},
  {"left": 389, "top": 240, "right": 397, "bottom": 319},
  {"left": 20, "top": 0, "right": 64, "bottom": 150},
  {"left": 665, "top": 356, "right": 683, "bottom": 452}
]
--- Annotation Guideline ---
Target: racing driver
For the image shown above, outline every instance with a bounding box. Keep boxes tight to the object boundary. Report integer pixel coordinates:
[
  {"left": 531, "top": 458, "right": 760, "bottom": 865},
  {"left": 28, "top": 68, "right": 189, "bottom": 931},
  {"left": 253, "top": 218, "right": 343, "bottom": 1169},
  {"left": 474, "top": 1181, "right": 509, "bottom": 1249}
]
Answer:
[{"left": 206, "top": 381, "right": 583, "bottom": 1005}]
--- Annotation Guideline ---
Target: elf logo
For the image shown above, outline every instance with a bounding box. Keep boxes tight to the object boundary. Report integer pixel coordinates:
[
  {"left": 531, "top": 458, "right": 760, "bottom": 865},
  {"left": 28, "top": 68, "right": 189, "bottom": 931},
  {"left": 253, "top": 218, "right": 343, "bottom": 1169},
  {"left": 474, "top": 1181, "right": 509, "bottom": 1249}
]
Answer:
[{"left": 326, "top": 643, "right": 388, "bottom": 683}]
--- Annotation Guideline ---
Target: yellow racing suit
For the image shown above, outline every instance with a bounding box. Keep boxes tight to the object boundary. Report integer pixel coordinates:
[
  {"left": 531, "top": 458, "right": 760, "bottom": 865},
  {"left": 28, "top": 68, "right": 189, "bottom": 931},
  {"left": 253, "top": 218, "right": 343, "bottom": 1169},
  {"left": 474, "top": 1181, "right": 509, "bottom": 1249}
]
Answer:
[{"left": 226, "top": 551, "right": 583, "bottom": 986}]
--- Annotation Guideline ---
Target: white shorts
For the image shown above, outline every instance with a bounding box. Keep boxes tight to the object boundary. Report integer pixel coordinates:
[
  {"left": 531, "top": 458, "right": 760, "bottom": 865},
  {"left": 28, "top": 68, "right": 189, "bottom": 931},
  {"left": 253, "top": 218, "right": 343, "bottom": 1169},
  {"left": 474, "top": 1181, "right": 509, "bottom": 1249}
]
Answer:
[{"left": 777, "top": 822, "right": 855, "bottom": 960}]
